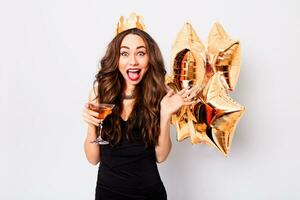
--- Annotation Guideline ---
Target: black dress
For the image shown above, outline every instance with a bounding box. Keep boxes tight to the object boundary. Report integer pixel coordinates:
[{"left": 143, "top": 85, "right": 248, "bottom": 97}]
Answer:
[{"left": 95, "top": 118, "right": 167, "bottom": 200}]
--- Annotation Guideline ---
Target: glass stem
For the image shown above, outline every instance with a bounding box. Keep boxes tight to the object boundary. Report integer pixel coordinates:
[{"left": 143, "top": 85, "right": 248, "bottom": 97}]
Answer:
[
  {"left": 96, "top": 121, "right": 103, "bottom": 143},
  {"left": 99, "top": 121, "right": 103, "bottom": 137}
]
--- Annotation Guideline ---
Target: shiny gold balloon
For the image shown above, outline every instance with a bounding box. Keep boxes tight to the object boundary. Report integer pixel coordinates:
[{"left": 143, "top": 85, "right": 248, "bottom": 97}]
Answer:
[
  {"left": 166, "top": 23, "right": 205, "bottom": 144},
  {"left": 207, "top": 22, "right": 241, "bottom": 91},
  {"left": 166, "top": 22, "right": 245, "bottom": 156},
  {"left": 166, "top": 22, "right": 206, "bottom": 90},
  {"left": 193, "top": 73, "right": 245, "bottom": 155}
]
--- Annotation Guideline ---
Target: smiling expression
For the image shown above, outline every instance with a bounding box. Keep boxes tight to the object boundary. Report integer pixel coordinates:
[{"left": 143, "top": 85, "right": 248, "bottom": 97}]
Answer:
[{"left": 118, "top": 34, "right": 149, "bottom": 88}]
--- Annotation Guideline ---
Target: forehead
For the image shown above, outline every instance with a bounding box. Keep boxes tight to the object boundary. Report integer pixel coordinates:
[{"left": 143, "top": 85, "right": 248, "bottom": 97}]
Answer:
[{"left": 120, "top": 34, "right": 146, "bottom": 49}]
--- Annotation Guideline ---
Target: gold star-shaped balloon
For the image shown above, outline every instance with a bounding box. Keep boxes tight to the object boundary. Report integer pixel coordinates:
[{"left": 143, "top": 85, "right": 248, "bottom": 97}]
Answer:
[
  {"left": 193, "top": 73, "right": 245, "bottom": 155},
  {"left": 166, "top": 22, "right": 245, "bottom": 156},
  {"left": 206, "top": 22, "right": 241, "bottom": 91}
]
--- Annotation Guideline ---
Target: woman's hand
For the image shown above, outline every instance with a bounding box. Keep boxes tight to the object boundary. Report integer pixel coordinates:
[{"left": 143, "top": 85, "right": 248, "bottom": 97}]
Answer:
[
  {"left": 160, "top": 87, "right": 199, "bottom": 117},
  {"left": 156, "top": 87, "right": 199, "bottom": 163},
  {"left": 82, "top": 103, "right": 102, "bottom": 127}
]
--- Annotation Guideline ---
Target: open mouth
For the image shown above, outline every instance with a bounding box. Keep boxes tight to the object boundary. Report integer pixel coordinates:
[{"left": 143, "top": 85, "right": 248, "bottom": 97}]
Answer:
[{"left": 126, "top": 68, "right": 141, "bottom": 81}]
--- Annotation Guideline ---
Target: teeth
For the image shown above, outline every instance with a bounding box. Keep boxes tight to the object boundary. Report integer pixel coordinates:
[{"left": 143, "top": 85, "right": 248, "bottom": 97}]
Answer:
[{"left": 127, "top": 69, "right": 141, "bottom": 73}]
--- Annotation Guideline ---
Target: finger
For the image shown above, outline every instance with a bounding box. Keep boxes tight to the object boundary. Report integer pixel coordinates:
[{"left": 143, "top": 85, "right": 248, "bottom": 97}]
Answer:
[
  {"left": 185, "top": 93, "right": 198, "bottom": 101},
  {"left": 83, "top": 118, "right": 96, "bottom": 126},
  {"left": 181, "top": 87, "right": 193, "bottom": 97},
  {"left": 85, "top": 107, "right": 100, "bottom": 118},
  {"left": 83, "top": 114, "right": 99, "bottom": 126},
  {"left": 182, "top": 93, "right": 189, "bottom": 98},
  {"left": 181, "top": 89, "right": 192, "bottom": 98},
  {"left": 186, "top": 87, "right": 194, "bottom": 95},
  {"left": 177, "top": 88, "right": 187, "bottom": 96},
  {"left": 183, "top": 99, "right": 200, "bottom": 106},
  {"left": 84, "top": 118, "right": 99, "bottom": 126},
  {"left": 166, "top": 89, "right": 175, "bottom": 97},
  {"left": 88, "top": 117, "right": 101, "bottom": 126},
  {"left": 82, "top": 112, "right": 101, "bottom": 125}
]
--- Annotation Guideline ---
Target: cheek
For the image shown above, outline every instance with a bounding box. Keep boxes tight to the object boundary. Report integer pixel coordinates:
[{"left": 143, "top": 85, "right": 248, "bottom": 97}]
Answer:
[
  {"left": 118, "top": 59, "right": 127, "bottom": 70},
  {"left": 140, "top": 57, "right": 149, "bottom": 68}
]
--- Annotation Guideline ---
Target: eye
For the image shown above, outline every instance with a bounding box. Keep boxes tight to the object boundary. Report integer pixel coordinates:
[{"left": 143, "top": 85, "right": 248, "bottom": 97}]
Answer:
[
  {"left": 120, "top": 52, "right": 129, "bottom": 56},
  {"left": 137, "top": 51, "right": 146, "bottom": 56}
]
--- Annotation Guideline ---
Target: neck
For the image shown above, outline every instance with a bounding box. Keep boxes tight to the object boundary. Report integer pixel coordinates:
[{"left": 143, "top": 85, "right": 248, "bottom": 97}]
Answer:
[{"left": 124, "top": 83, "right": 135, "bottom": 96}]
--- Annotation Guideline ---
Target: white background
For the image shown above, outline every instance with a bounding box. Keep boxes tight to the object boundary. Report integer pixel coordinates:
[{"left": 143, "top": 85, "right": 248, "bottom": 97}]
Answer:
[{"left": 1, "top": 0, "right": 300, "bottom": 199}]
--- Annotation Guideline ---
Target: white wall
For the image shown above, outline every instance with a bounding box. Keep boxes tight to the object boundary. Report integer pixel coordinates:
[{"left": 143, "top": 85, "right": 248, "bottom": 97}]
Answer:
[{"left": 1, "top": 0, "right": 300, "bottom": 199}]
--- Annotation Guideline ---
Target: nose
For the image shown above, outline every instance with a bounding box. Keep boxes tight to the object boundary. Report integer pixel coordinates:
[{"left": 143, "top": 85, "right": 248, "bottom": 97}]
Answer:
[{"left": 129, "top": 54, "right": 138, "bottom": 66}]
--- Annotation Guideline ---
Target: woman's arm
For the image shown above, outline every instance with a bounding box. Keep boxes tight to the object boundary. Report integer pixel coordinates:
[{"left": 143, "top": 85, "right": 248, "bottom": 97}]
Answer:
[
  {"left": 83, "top": 87, "right": 101, "bottom": 165},
  {"left": 155, "top": 113, "right": 172, "bottom": 163},
  {"left": 155, "top": 88, "right": 198, "bottom": 163},
  {"left": 84, "top": 125, "right": 100, "bottom": 165}
]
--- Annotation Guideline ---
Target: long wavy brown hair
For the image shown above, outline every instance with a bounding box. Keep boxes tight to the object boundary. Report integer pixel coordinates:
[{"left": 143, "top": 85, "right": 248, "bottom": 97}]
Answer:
[{"left": 93, "top": 28, "right": 167, "bottom": 147}]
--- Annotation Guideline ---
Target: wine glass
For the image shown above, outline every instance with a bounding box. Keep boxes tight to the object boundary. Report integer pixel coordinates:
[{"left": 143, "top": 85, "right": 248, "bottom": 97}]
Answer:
[{"left": 88, "top": 103, "right": 115, "bottom": 144}]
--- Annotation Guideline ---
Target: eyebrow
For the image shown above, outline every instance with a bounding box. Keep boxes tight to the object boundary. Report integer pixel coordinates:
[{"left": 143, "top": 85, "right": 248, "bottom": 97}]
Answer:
[{"left": 120, "top": 46, "right": 147, "bottom": 50}]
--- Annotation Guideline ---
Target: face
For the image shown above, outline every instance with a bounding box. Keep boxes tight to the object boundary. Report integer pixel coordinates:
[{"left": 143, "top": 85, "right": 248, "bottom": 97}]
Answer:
[{"left": 118, "top": 34, "right": 149, "bottom": 88}]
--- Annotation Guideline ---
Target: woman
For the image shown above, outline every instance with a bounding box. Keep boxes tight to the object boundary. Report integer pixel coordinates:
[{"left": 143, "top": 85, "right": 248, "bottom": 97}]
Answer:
[{"left": 82, "top": 28, "right": 197, "bottom": 199}]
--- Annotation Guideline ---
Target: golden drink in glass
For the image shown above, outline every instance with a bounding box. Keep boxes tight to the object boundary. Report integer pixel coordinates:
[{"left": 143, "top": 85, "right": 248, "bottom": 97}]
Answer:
[{"left": 88, "top": 103, "right": 115, "bottom": 144}]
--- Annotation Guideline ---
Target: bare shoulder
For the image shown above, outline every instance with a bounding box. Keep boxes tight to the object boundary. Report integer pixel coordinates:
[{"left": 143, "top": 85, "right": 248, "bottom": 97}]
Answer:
[{"left": 88, "top": 82, "right": 99, "bottom": 104}]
